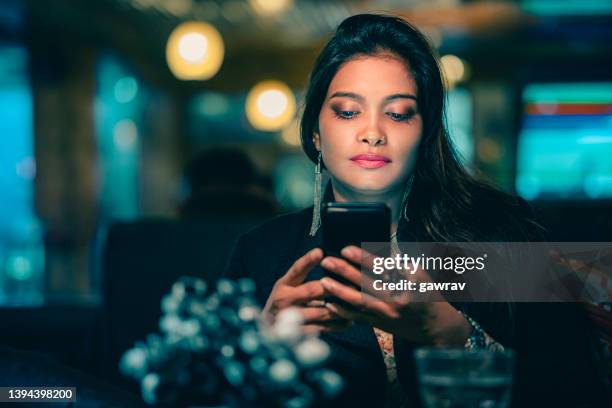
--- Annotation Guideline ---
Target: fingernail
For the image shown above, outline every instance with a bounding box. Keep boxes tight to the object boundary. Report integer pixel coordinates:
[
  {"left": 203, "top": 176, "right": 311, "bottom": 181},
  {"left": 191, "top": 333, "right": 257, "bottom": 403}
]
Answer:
[
  {"left": 321, "top": 257, "right": 335, "bottom": 268},
  {"left": 325, "top": 302, "right": 338, "bottom": 313},
  {"left": 341, "top": 246, "right": 355, "bottom": 257},
  {"left": 320, "top": 277, "right": 333, "bottom": 289}
]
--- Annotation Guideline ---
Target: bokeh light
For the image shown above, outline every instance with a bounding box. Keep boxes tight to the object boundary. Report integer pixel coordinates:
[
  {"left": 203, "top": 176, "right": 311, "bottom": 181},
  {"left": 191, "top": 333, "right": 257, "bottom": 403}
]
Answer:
[
  {"left": 248, "top": 0, "right": 293, "bottom": 16},
  {"left": 113, "top": 119, "right": 138, "bottom": 152},
  {"left": 178, "top": 33, "right": 208, "bottom": 63},
  {"left": 166, "top": 22, "right": 224, "bottom": 80},
  {"left": 246, "top": 80, "right": 296, "bottom": 132},
  {"left": 196, "top": 92, "right": 230, "bottom": 117},
  {"left": 114, "top": 76, "right": 139, "bottom": 103},
  {"left": 440, "top": 54, "right": 469, "bottom": 89}
]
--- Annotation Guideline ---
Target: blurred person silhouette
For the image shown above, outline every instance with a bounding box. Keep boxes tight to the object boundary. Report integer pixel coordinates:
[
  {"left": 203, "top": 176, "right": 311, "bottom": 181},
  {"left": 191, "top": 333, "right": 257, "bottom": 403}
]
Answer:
[
  {"left": 99, "top": 147, "right": 281, "bottom": 396},
  {"left": 178, "top": 147, "right": 280, "bottom": 220}
]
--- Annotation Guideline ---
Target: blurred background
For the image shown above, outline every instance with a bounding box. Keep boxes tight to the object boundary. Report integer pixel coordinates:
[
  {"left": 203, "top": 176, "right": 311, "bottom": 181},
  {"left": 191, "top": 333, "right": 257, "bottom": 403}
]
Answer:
[{"left": 0, "top": 0, "right": 611, "bottom": 396}]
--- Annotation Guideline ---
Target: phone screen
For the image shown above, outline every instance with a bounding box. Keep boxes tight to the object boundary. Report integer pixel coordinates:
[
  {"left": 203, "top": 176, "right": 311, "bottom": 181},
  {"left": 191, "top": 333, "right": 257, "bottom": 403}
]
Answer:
[
  {"left": 321, "top": 202, "right": 390, "bottom": 295},
  {"left": 322, "top": 202, "right": 390, "bottom": 257}
]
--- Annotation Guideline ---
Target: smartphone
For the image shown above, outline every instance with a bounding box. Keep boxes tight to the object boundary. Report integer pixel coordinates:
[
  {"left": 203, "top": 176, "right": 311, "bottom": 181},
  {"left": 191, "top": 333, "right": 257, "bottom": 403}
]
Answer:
[{"left": 321, "top": 202, "right": 390, "bottom": 293}]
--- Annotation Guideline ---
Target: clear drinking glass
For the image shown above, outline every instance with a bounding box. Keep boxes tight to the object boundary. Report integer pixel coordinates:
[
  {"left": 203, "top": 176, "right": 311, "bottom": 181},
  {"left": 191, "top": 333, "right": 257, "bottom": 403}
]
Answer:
[{"left": 414, "top": 348, "right": 515, "bottom": 408}]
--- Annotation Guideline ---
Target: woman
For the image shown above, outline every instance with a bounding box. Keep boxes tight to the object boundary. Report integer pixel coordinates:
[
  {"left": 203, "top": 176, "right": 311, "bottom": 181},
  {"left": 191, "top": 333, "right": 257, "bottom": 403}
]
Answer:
[{"left": 225, "top": 14, "right": 606, "bottom": 407}]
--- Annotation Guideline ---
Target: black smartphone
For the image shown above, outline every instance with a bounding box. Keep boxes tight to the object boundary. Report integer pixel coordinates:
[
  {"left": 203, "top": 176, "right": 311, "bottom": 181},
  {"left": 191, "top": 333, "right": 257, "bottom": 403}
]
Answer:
[{"left": 321, "top": 202, "right": 390, "bottom": 292}]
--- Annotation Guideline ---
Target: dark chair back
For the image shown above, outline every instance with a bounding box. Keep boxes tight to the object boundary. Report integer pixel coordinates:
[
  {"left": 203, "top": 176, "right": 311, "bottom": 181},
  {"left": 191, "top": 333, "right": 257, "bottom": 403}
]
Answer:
[{"left": 100, "top": 217, "right": 256, "bottom": 386}]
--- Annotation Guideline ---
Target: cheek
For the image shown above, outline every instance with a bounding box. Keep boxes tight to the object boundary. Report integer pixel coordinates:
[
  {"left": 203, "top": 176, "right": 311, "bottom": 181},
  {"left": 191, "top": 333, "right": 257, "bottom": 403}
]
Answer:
[
  {"left": 318, "top": 113, "right": 341, "bottom": 136},
  {"left": 393, "top": 127, "right": 422, "bottom": 170},
  {"left": 320, "top": 137, "right": 348, "bottom": 160},
  {"left": 402, "top": 132, "right": 422, "bottom": 154},
  {"left": 318, "top": 119, "right": 350, "bottom": 154},
  {"left": 399, "top": 120, "right": 423, "bottom": 153}
]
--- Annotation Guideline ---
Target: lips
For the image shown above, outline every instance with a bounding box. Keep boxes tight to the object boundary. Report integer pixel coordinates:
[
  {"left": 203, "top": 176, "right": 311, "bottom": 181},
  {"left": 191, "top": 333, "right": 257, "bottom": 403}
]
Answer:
[{"left": 350, "top": 154, "right": 391, "bottom": 169}]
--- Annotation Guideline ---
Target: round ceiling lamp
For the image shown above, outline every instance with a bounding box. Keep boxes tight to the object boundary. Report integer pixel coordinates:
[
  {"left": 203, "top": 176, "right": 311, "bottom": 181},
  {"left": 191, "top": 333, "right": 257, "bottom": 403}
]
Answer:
[{"left": 166, "top": 22, "right": 224, "bottom": 80}]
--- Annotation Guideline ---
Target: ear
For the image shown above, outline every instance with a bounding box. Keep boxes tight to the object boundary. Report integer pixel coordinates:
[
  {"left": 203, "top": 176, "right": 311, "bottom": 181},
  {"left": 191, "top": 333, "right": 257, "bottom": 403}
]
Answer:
[{"left": 312, "top": 132, "right": 321, "bottom": 152}]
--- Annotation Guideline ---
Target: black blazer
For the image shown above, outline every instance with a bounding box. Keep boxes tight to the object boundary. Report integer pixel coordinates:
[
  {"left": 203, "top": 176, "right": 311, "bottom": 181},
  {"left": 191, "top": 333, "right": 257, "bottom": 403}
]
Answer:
[{"left": 224, "top": 206, "right": 609, "bottom": 408}]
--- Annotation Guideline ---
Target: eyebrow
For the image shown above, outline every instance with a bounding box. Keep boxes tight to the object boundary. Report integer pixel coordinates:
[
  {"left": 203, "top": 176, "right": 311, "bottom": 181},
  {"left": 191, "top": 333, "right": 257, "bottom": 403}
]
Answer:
[{"left": 328, "top": 91, "right": 417, "bottom": 102}]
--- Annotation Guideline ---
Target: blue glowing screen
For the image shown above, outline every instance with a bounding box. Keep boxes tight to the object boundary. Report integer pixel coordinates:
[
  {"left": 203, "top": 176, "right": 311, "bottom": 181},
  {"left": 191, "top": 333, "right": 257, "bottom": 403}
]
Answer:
[{"left": 516, "top": 83, "right": 612, "bottom": 200}]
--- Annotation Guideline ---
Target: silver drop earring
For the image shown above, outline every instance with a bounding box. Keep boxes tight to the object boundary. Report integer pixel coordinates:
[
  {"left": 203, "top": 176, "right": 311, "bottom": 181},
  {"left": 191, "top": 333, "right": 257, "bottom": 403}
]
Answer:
[
  {"left": 391, "top": 173, "right": 415, "bottom": 255},
  {"left": 309, "top": 151, "right": 323, "bottom": 237},
  {"left": 401, "top": 173, "right": 415, "bottom": 222}
]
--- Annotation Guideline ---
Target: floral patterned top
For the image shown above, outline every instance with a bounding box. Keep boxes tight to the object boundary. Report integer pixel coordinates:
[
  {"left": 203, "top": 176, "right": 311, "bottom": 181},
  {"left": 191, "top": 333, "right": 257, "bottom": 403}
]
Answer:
[{"left": 374, "top": 327, "right": 408, "bottom": 407}]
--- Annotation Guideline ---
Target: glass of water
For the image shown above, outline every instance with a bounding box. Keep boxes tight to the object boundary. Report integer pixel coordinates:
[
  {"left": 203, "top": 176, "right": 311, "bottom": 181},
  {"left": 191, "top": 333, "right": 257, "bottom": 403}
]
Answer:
[{"left": 414, "top": 348, "right": 515, "bottom": 408}]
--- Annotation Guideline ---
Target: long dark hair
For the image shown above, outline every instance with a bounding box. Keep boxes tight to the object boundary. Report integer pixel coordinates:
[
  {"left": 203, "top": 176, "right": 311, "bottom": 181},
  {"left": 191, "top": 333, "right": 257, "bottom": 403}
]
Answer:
[{"left": 300, "top": 13, "right": 542, "bottom": 242}]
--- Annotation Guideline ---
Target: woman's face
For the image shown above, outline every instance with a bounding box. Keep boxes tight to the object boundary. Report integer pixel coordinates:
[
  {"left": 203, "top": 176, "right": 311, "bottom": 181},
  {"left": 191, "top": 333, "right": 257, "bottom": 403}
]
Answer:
[{"left": 314, "top": 54, "right": 422, "bottom": 197}]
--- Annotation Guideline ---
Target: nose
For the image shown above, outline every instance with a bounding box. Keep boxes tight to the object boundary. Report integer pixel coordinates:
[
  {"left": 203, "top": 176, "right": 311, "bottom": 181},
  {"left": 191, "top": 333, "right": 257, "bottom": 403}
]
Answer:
[
  {"left": 360, "top": 125, "right": 386, "bottom": 146},
  {"left": 361, "top": 133, "right": 386, "bottom": 146},
  {"left": 358, "top": 112, "right": 387, "bottom": 146}
]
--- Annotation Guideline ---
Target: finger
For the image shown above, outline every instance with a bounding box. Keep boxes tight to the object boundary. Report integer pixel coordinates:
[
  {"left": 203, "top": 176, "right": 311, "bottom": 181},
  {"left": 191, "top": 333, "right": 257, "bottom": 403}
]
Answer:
[
  {"left": 321, "top": 257, "right": 388, "bottom": 302},
  {"left": 280, "top": 248, "right": 324, "bottom": 286},
  {"left": 321, "top": 256, "right": 361, "bottom": 286},
  {"left": 269, "top": 281, "right": 327, "bottom": 312},
  {"left": 305, "top": 300, "right": 327, "bottom": 307},
  {"left": 321, "top": 256, "right": 379, "bottom": 291},
  {"left": 325, "top": 302, "right": 386, "bottom": 327},
  {"left": 340, "top": 245, "right": 378, "bottom": 270},
  {"left": 291, "top": 280, "right": 327, "bottom": 304},
  {"left": 301, "top": 325, "right": 323, "bottom": 335},
  {"left": 319, "top": 277, "right": 367, "bottom": 307},
  {"left": 336, "top": 247, "right": 395, "bottom": 298},
  {"left": 324, "top": 302, "right": 362, "bottom": 321},
  {"left": 299, "top": 307, "right": 338, "bottom": 323},
  {"left": 320, "top": 277, "right": 396, "bottom": 317},
  {"left": 302, "top": 321, "right": 354, "bottom": 335}
]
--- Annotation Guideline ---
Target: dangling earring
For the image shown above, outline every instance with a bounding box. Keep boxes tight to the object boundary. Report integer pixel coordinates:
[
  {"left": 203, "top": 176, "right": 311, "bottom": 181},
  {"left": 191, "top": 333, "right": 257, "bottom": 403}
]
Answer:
[
  {"left": 309, "top": 151, "right": 323, "bottom": 237},
  {"left": 401, "top": 173, "right": 415, "bottom": 222}
]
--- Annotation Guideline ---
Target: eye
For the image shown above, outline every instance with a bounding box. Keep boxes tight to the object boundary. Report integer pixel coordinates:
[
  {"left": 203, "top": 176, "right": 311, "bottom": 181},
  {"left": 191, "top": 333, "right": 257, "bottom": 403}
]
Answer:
[
  {"left": 386, "top": 111, "right": 415, "bottom": 122},
  {"left": 333, "top": 109, "right": 360, "bottom": 120}
]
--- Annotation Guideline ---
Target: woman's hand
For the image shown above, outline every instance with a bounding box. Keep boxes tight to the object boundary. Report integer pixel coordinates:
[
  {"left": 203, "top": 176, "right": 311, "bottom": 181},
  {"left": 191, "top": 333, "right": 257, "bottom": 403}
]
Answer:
[
  {"left": 264, "top": 248, "right": 353, "bottom": 334},
  {"left": 319, "top": 246, "right": 471, "bottom": 346}
]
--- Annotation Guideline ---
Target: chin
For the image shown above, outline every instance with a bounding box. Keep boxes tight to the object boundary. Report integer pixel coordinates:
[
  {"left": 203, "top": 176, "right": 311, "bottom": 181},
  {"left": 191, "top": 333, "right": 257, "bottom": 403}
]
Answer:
[
  {"left": 331, "top": 169, "right": 403, "bottom": 197},
  {"left": 343, "top": 179, "right": 396, "bottom": 196}
]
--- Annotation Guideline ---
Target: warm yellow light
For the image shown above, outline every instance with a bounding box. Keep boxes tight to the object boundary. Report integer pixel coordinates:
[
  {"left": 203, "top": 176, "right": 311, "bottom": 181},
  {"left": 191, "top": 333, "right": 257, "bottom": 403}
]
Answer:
[
  {"left": 166, "top": 22, "right": 224, "bottom": 80},
  {"left": 248, "top": 0, "right": 293, "bottom": 16},
  {"left": 440, "top": 54, "right": 468, "bottom": 89},
  {"left": 246, "top": 80, "right": 296, "bottom": 132},
  {"left": 178, "top": 33, "right": 208, "bottom": 63}
]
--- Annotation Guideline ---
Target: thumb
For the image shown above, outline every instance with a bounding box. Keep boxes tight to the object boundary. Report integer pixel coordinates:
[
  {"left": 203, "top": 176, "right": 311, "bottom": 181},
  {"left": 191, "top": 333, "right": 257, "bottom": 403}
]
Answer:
[{"left": 280, "top": 248, "right": 324, "bottom": 286}]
